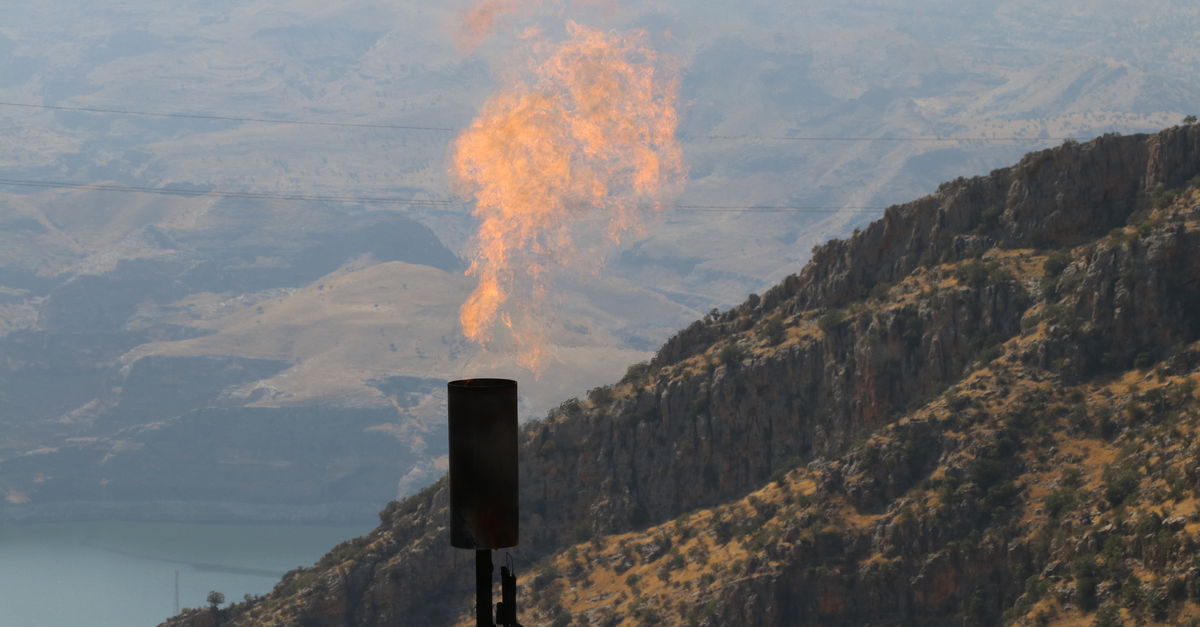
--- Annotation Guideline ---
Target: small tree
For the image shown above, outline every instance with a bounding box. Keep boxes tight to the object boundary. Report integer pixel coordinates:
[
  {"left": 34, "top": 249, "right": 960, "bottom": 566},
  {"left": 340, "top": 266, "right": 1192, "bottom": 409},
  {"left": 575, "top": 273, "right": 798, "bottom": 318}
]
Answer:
[
  {"left": 1042, "top": 250, "right": 1072, "bottom": 277},
  {"left": 1184, "top": 115, "right": 1198, "bottom": 125},
  {"left": 756, "top": 315, "right": 785, "bottom": 345},
  {"left": 207, "top": 591, "right": 225, "bottom": 626},
  {"left": 717, "top": 342, "right": 743, "bottom": 367},
  {"left": 817, "top": 309, "right": 844, "bottom": 334}
]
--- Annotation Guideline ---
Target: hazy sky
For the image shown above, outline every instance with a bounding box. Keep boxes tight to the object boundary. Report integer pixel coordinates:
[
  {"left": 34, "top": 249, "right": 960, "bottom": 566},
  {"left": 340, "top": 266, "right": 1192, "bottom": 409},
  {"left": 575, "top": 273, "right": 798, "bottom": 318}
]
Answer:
[{"left": 1, "top": 0, "right": 1196, "bottom": 407}]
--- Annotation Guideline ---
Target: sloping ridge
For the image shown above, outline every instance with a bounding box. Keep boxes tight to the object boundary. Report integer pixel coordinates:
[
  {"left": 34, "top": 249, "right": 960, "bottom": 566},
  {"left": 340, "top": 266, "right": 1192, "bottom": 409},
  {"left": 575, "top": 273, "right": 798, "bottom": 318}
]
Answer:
[{"left": 165, "top": 125, "right": 1200, "bottom": 626}]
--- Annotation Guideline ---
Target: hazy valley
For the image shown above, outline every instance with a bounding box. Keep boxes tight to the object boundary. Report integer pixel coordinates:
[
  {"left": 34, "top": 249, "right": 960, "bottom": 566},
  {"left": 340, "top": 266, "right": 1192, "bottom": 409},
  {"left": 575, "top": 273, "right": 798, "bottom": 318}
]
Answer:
[
  {"left": 1, "top": 0, "right": 1197, "bottom": 531},
  {"left": 163, "top": 125, "right": 1200, "bottom": 626}
]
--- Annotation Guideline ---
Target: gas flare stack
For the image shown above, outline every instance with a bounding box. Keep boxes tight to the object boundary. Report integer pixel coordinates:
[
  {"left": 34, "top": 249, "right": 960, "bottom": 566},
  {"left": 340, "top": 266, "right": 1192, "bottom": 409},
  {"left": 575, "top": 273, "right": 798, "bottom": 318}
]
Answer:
[{"left": 448, "top": 378, "right": 523, "bottom": 627}]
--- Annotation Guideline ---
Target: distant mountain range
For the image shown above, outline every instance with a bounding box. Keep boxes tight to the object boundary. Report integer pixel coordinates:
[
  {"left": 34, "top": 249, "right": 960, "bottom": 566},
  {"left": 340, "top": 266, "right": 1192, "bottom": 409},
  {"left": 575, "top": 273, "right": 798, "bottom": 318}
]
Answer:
[
  {"left": 163, "top": 126, "right": 1200, "bottom": 625},
  {"left": 1, "top": 1, "right": 1198, "bottom": 524}
]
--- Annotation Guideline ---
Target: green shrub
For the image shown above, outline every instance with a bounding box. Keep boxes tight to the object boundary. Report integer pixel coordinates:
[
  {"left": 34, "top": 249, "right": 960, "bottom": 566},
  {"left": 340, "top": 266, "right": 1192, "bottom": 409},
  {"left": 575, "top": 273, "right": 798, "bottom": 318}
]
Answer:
[
  {"left": 631, "top": 603, "right": 661, "bottom": 624},
  {"left": 713, "top": 515, "right": 733, "bottom": 544},
  {"left": 957, "top": 260, "right": 990, "bottom": 287},
  {"left": 1062, "top": 465, "right": 1084, "bottom": 487},
  {"left": 1044, "top": 487, "right": 1079, "bottom": 519},
  {"left": 947, "top": 393, "right": 971, "bottom": 412},
  {"left": 556, "top": 397, "right": 582, "bottom": 417},
  {"left": 970, "top": 458, "right": 1006, "bottom": 490},
  {"left": 1103, "top": 462, "right": 1141, "bottom": 506},
  {"left": 531, "top": 562, "right": 559, "bottom": 592},
  {"left": 756, "top": 315, "right": 786, "bottom": 345},
  {"left": 1095, "top": 603, "right": 1122, "bottom": 627},
  {"left": 621, "top": 361, "right": 651, "bottom": 384},
  {"left": 1043, "top": 250, "right": 1072, "bottom": 277},
  {"left": 1072, "top": 556, "right": 1100, "bottom": 610},
  {"left": 1150, "top": 183, "right": 1179, "bottom": 209},
  {"left": 978, "top": 342, "right": 1003, "bottom": 364},
  {"left": 974, "top": 205, "right": 1003, "bottom": 233},
  {"left": 1149, "top": 586, "right": 1170, "bottom": 621},
  {"left": 717, "top": 343, "right": 743, "bottom": 367},
  {"left": 769, "top": 457, "right": 801, "bottom": 484},
  {"left": 588, "top": 386, "right": 614, "bottom": 405},
  {"left": 1169, "top": 577, "right": 1188, "bottom": 601},
  {"left": 817, "top": 309, "right": 844, "bottom": 334}
]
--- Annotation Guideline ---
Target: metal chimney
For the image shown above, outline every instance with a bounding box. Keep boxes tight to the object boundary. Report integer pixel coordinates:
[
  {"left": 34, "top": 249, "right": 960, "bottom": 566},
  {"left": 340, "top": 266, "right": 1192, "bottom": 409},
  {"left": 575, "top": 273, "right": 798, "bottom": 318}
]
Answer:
[
  {"left": 448, "top": 378, "right": 523, "bottom": 627},
  {"left": 448, "top": 378, "right": 519, "bottom": 549}
]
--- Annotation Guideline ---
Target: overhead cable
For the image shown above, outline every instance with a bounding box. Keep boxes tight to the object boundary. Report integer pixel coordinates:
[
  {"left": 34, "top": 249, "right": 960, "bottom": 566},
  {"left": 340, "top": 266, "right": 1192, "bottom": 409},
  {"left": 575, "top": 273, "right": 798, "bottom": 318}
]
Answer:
[
  {"left": 0, "top": 100, "right": 1075, "bottom": 143},
  {"left": 0, "top": 101, "right": 456, "bottom": 133},
  {"left": 0, "top": 178, "right": 457, "bottom": 206},
  {"left": 0, "top": 177, "right": 889, "bottom": 213}
]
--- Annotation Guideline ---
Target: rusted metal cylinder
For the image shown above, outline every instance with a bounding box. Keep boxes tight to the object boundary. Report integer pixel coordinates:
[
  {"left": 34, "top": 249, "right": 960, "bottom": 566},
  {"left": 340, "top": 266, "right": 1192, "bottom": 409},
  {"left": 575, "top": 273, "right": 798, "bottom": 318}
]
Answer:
[{"left": 448, "top": 378, "right": 519, "bottom": 549}]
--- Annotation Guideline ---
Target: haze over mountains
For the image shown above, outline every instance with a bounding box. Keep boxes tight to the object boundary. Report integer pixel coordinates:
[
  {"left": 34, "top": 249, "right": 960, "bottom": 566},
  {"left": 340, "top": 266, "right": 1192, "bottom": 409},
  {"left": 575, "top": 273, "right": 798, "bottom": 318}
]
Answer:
[
  {"left": 166, "top": 124, "right": 1200, "bottom": 627},
  {"left": 0, "top": 1, "right": 1196, "bottom": 521}
]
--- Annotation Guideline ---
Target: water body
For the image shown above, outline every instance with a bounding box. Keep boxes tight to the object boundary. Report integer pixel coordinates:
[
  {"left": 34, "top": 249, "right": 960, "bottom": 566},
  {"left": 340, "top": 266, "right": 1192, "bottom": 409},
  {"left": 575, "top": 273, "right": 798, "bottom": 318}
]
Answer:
[{"left": 0, "top": 521, "right": 373, "bottom": 627}]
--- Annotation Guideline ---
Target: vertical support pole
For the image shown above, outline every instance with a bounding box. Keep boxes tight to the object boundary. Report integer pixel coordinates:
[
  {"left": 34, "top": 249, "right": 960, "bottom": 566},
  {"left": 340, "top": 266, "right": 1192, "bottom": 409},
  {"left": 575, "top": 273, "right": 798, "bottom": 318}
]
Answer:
[
  {"left": 497, "top": 566, "right": 517, "bottom": 625},
  {"left": 476, "top": 549, "right": 494, "bottom": 627},
  {"left": 449, "top": 378, "right": 518, "bottom": 625}
]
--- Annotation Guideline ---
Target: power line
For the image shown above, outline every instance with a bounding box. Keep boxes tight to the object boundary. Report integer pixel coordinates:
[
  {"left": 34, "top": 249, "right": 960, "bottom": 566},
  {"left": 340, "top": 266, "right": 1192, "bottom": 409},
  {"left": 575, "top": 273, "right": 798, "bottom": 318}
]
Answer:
[
  {"left": 0, "top": 100, "right": 1076, "bottom": 143},
  {"left": 672, "top": 207, "right": 888, "bottom": 215},
  {"left": 0, "top": 178, "right": 458, "bottom": 206},
  {"left": 0, "top": 101, "right": 456, "bottom": 133},
  {"left": 0, "top": 177, "right": 890, "bottom": 213},
  {"left": 693, "top": 133, "right": 1071, "bottom": 142}
]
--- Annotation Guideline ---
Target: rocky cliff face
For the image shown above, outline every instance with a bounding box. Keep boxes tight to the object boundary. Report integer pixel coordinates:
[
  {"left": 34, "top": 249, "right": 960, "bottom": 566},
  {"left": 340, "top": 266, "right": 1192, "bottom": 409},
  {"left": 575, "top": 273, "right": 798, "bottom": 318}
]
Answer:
[{"left": 165, "top": 124, "right": 1200, "bottom": 626}]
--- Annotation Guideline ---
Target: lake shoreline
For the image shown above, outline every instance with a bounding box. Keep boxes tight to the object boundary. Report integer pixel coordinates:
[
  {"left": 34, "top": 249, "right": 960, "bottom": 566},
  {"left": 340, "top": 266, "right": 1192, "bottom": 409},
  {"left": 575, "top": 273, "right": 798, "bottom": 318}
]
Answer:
[
  {"left": 0, "top": 499, "right": 386, "bottom": 525},
  {"left": 0, "top": 520, "right": 374, "bottom": 627}
]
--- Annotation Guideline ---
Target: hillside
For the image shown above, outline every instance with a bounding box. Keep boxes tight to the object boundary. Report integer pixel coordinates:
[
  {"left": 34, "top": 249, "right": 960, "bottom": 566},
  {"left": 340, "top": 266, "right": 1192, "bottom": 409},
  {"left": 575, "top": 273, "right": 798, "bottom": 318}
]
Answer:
[
  {"left": 162, "top": 125, "right": 1200, "bottom": 625},
  {"left": 6, "top": 0, "right": 1199, "bottom": 525},
  {"left": 0, "top": 198, "right": 476, "bottom": 522},
  {"left": 0, "top": 189, "right": 688, "bottom": 522}
]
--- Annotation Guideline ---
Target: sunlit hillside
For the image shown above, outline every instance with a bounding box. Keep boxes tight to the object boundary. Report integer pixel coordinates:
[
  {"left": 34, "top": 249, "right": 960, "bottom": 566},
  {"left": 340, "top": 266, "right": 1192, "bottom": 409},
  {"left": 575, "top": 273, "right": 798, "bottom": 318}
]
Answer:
[{"left": 163, "top": 126, "right": 1200, "bottom": 627}]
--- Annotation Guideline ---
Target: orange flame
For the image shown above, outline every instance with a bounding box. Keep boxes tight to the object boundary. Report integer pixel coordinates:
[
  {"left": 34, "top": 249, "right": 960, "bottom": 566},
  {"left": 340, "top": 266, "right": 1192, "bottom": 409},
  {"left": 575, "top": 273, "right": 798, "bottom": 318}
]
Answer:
[
  {"left": 452, "top": 21, "right": 685, "bottom": 373},
  {"left": 457, "top": 0, "right": 524, "bottom": 51}
]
